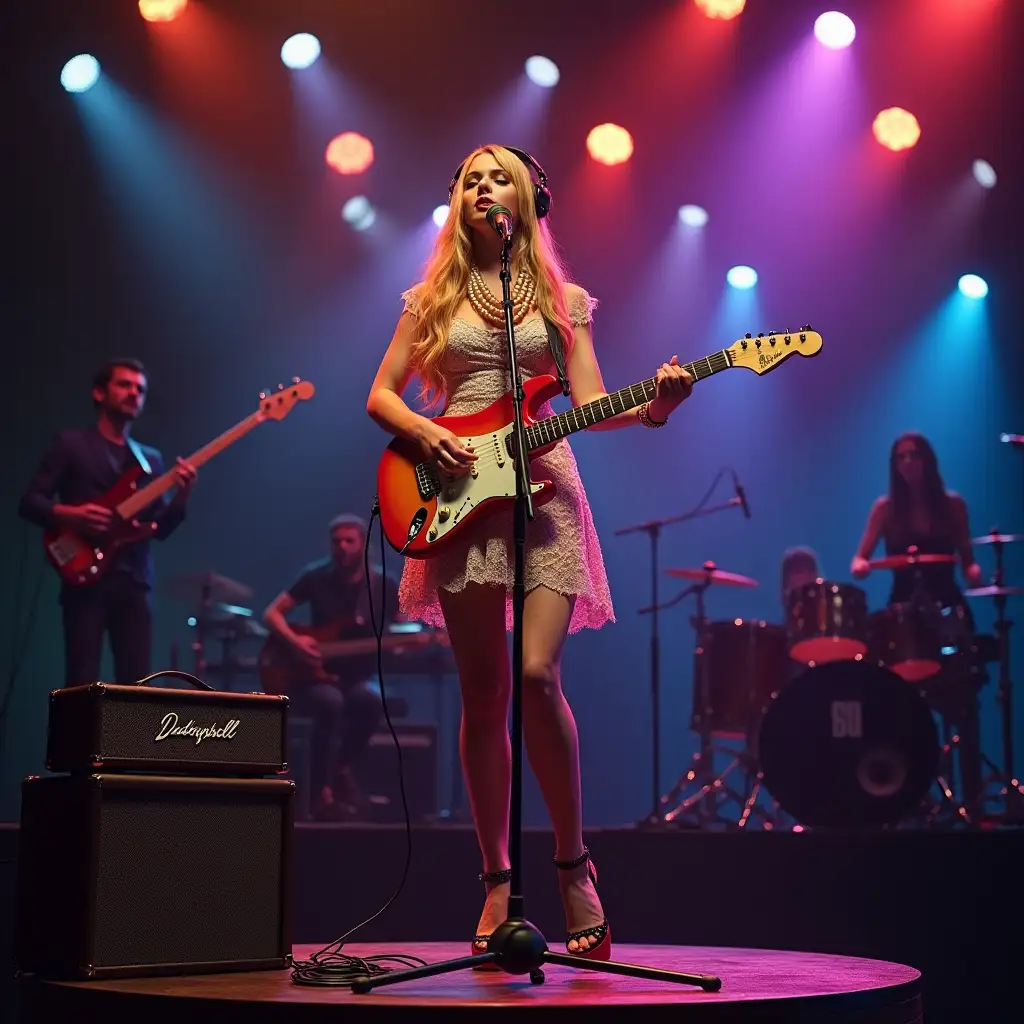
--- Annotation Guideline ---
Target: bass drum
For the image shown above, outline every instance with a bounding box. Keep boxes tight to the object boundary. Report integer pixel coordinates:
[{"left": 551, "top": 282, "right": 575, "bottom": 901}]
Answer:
[{"left": 757, "top": 660, "right": 940, "bottom": 827}]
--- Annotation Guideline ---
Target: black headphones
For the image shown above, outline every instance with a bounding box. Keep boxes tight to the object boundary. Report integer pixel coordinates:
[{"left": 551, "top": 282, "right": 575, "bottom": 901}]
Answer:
[{"left": 447, "top": 146, "right": 552, "bottom": 219}]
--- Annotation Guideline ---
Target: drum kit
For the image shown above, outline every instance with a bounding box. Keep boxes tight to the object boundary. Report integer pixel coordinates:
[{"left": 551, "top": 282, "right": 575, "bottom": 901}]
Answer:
[{"left": 649, "top": 533, "right": 1024, "bottom": 831}]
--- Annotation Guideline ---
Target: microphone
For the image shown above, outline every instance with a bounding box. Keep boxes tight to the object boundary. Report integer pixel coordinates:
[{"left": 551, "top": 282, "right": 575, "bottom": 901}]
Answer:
[
  {"left": 733, "top": 475, "right": 751, "bottom": 519},
  {"left": 486, "top": 204, "right": 514, "bottom": 242}
]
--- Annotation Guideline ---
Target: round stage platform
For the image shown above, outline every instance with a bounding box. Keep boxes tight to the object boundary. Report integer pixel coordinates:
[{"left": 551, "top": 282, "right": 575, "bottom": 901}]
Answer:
[{"left": 19, "top": 942, "right": 922, "bottom": 1022}]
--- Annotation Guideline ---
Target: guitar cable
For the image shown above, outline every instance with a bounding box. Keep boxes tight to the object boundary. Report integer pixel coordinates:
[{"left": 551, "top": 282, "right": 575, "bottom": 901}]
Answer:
[{"left": 290, "top": 495, "right": 425, "bottom": 986}]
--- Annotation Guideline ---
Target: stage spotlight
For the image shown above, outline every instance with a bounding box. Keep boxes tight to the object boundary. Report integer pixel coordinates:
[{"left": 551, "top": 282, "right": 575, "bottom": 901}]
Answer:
[
  {"left": 61, "top": 55, "right": 100, "bottom": 94},
  {"left": 726, "top": 265, "right": 757, "bottom": 289},
  {"left": 972, "top": 159, "right": 997, "bottom": 188},
  {"left": 325, "top": 132, "right": 374, "bottom": 175},
  {"left": 958, "top": 274, "right": 988, "bottom": 299},
  {"left": 432, "top": 205, "right": 449, "bottom": 228},
  {"left": 586, "top": 124, "right": 633, "bottom": 166},
  {"left": 678, "top": 204, "right": 709, "bottom": 228},
  {"left": 281, "top": 33, "right": 321, "bottom": 70},
  {"left": 139, "top": 0, "right": 188, "bottom": 22},
  {"left": 342, "top": 196, "right": 376, "bottom": 232},
  {"left": 694, "top": 0, "right": 746, "bottom": 19},
  {"left": 525, "top": 55, "right": 560, "bottom": 87},
  {"left": 814, "top": 12, "right": 856, "bottom": 49},
  {"left": 872, "top": 107, "right": 920, "bottom": 152}
]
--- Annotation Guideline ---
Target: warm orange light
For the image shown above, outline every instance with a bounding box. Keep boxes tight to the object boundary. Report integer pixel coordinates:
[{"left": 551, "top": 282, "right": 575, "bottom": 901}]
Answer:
[
  {"left": 694, "top": 0, "right": 746, "bottom": 20},
  {"left": 586, "top": 124, "right": 634, "bottom": 166},
  {"left": 139, "top": 0, "right": 189, "bottom": 23},
  {"left": 872, "top": 107, "right": 921, "bottom": 152},
  {"left": 325, "top": 132, "right": 375, "bottom": 175}
]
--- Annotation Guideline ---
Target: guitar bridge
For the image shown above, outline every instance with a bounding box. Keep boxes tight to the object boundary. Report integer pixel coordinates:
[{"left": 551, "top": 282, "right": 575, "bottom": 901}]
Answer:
[{"left": 415, "top": 462, "right": 442, "bottom": 500}]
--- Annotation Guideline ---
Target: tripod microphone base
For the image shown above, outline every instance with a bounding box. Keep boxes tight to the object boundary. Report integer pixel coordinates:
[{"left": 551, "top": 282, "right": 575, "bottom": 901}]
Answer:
[{"left": 487, "top": 918, "right": 549, "bottom": 979}]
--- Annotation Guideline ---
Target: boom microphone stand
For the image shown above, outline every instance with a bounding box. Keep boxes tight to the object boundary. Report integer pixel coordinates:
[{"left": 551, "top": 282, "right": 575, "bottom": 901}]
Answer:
[
  {"left": 353, "top": 206, "right": 719, "bottom": 994},
  {"left": 617, "top": 496, "right": 746, "bottom": 828}
]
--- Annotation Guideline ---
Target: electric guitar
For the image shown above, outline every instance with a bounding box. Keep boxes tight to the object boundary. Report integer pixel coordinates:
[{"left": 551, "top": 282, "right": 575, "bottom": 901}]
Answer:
[
  {"left": 377, "top": 328, "right": 823, "bottom": 557},
  {"left": 44, "top": 380, "right": 316, "bottom": 585},
  {"left": 258, "top": 621, "right": 452, "bottom": 694}
]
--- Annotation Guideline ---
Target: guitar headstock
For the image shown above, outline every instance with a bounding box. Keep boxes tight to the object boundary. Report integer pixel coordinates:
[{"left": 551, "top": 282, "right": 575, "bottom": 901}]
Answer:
[
  {"left": 726, "top": 327, "right": 822, "bottom": 375},
  {"left": 259, "top": 378, "right": 316, "bottom": 420}
]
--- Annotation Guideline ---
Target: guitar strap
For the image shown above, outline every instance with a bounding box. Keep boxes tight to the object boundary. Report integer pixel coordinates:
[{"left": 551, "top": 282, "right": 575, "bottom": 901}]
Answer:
[
  {"left": 543, "top": 318, "right": 572, "bottom": 398},
  {"left": 125, "top": 436, "right": 153, "bottom": 476}
]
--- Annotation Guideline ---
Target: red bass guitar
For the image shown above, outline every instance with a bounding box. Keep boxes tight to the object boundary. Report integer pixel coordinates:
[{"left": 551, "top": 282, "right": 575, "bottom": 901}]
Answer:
[
  {"left": 377, "top": 329, "right": 822, "bottom": 557},
  {"left": 44, "top": 380, "right": 316, "bottom": 585}
]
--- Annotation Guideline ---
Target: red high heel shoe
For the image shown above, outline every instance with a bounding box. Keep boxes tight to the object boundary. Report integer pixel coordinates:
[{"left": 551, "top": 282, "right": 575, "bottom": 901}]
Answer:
[
  {"left": 554, "top": 847, "right": 611, "bottom": 960},
  {"left": 470, "top": 867, "right": 511, "bottom": 970}
]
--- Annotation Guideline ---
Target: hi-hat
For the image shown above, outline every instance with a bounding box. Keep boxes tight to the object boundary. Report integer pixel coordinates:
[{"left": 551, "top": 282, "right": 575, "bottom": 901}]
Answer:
[
  {"left": 868, "top": 552, "right": 957, "bottom": 571},
  {"left": 964, "top": 585, "right": 1024, "bottom": 598},
  {"left": 973, "top": 534, "right": 1024, "bottom": 545},
  {"left": 665, "top": 562, "right": 758, "bottom": 588}
]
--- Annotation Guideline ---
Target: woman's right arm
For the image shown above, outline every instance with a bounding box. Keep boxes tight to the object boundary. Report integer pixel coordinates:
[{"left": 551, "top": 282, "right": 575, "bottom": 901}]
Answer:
[
  {"left": 366, "top": 312, "right": 476, "bottom": 472},
  {"left": 850, "top": 496, "right": 888, "bottom": 577}
]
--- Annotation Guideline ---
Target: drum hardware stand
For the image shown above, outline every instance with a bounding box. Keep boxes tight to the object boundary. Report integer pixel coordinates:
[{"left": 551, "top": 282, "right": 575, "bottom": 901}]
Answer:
[
  {"left": 978, "top": 532, "right": 1024, "bottom": 825},
  {"left": 920, "top": 732, "right": 972, "bottom": 828},
  {"left": 617, "top": 495, "right": 745, "bottom": 829}
]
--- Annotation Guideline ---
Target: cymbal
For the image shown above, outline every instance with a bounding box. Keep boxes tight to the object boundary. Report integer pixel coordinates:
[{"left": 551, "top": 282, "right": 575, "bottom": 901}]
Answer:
[
  {"left": 973, "top": 534, "right": 1024, "bottom": 545},
  {"left": 964, "top": 585, "right": 1024, "bottom": 598},
  {"left": 665, "top": 563, "right": 758, "bottom": 588},
  {"left": 868, "top": 553, "right": 957, "bottom": 571},
  {"left": 165, "top": 571, "right": 253, "bottom": 606}
]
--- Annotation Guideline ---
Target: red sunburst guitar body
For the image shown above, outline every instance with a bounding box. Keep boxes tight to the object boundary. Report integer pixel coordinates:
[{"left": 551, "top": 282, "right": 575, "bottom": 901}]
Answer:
[{"left": 376, "top": 328, "right": 824, "bottom": 558}]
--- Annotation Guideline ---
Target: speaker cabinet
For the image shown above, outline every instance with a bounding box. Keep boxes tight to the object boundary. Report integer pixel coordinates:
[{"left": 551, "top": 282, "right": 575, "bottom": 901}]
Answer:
[
  {"left": 358, "top": 724, "right": 438, "bottom": 823},
  {"left": 15, "top": 773, "right": 293, "bottom": 979}
]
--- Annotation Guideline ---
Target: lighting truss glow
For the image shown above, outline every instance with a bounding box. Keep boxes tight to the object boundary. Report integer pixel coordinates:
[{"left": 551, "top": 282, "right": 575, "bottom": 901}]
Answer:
[
  {"left": 958, "top": 274, "right": 988, "bottom": 300},
  {"left": 694, "top": 0, "right": 746, "bottom": 20},
  {"left": 726, "top": 265, "right": 758, "bottom": 289},
  {"left": 814, "top": 12, "right": 856, "bottom": 49},
  {"left": 586, "top": 124, "right": 633, "bottom": 166},
  {"left": 432, "top": 205, "right": 449, "bottom": 228},
  {"left": 342, "top": 196, "right": 376, "bottom": 232},
  {"left": 525, "top": 55, "right": 560, "bottom": 87},
  {"left": 872, "top": 107, "right": 921, "bottom": 151},
  {"left": 325, "top": 132, "right": 375, "bottom": 175},
  {"left": 972, "top": 159, "right": 996, "bottom": 188},
  {"left": 61, "top": 54, "right": 100, "bottom": 93},
  {"left": 281, "top": 33, "right": 321, "bottom": 70},
  {"left": 139, "top": 0, "right": 188, "bottom": 22},
  {"left": 678, "top": 205, "right": 709, "bottom": 228}
]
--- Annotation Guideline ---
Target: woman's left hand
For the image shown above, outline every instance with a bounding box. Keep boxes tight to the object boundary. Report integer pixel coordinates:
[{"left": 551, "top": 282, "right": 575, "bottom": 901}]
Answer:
[{"left": 649, "top": 356, "right": 694, "bottom": 421}]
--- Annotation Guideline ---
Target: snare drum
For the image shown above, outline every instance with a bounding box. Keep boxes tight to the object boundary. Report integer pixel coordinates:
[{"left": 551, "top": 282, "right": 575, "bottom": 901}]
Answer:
[
  {"left": 867, "top": 603, "right": 943, "bottom": 683},
  {"left": 786, "top": 580, "right": 869, "bottom": 665},
  {"left": 691, "top": 619, "right": 790, "bottom": 738}
]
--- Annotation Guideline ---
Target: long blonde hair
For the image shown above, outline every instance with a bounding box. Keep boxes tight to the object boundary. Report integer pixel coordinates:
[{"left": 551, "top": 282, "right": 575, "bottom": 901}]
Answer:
[{"left": 408, "top": 145, "right": 575, "bottom": 400}]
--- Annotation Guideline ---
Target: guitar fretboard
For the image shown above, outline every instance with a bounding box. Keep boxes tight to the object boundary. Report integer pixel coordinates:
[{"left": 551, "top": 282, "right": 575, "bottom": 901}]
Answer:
[
  {"left": 525, "top": 349, "right": 731, "bottom": 450},
  {"left": 116, "top": 410, "right": 266, "bottom": 519}
]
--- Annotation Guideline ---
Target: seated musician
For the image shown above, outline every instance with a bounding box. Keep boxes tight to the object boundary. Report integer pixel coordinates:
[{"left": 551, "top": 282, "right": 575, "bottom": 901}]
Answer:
[
  {"left": 263, "top": 514, "right": 395, "bottom": 821},
  {"left": 780, "top": 546, "right": 820, "bottom": 614},
  {"left": 849, "top": 431, "right": 985, "bottom": 814}
]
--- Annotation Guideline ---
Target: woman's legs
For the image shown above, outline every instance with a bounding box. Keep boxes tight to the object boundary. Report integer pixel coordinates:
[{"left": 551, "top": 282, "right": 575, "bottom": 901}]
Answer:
[
  {"left": 521, "top": 586, "right": 606, "bottom": 952},
  {"left": 437, "top": 583, "right": 512, "bottom": 943}
]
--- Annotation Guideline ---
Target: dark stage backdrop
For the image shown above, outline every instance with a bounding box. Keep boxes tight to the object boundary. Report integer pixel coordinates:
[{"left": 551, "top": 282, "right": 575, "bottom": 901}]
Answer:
[{"left": 2, "top": 0, "right": 1021, "bottom": 824}]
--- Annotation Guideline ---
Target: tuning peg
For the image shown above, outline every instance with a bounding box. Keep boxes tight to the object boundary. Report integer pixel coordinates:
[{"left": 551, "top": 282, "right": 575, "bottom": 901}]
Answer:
[
  {"left": 292, "top": 376, "right": 300, "bottom": 384},
  {"left": 756, "top": 332, "right": 764, "bottom": 338},
  {"left": 744, "top": 333, "right": 752, "bottom": 339}
]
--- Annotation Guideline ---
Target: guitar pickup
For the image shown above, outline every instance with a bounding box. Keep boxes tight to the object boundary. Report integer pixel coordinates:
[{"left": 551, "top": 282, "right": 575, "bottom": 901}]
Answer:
[{"left": 415, "top": 462, "right": 442, "bottom": 500}]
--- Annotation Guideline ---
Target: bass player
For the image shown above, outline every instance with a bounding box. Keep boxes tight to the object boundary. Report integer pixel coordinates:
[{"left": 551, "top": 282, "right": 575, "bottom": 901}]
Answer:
[
  {"left": 262, "top": 514, "right": 393, "bottom": 821},
  {"left": 19, "top": 358, "right": 197, "bottom": 688}
]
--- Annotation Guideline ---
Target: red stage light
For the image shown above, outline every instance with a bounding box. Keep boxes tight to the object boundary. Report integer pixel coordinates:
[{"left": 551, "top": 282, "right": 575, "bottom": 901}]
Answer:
[
  {"left": 586, "top": 124, "right": 634, "bottom": 166},
  {"left": 139, "top": 0, "right": 188, "bottom": 23},
  {"left": 872, "top": 107, "right": 921, "bottom": 152},
  {"left": 694, "top": 0, "right": 746, "bottom": 20},
  {"left": 325, "top": 132, "right": 375, "bottom": 175}
]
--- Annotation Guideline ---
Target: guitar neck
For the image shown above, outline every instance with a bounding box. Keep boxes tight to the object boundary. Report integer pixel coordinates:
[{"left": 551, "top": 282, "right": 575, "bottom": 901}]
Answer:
[
  {"left": 116, "top": 410, "right": 266, "bottom": 519},
  {"left": 526, "top": 349, "right": 732, "bottom": 450},
  {"left": 318, "top": 634, "right": 435, "bottom": 660}
]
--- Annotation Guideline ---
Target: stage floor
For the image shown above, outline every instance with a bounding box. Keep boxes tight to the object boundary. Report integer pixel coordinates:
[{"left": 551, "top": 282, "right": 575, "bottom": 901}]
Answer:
[{"left": 17, "top": 942, "right": 923, "bottom": 1022}]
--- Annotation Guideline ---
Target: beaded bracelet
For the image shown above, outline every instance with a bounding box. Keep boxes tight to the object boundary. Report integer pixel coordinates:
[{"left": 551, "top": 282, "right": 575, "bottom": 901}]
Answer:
[{"left": 638, "top": 402, "right": 668, "bottom": 429}]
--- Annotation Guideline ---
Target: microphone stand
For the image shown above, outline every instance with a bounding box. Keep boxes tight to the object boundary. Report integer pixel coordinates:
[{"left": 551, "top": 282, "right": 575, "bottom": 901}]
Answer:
[
  {"left": 353, "top": 229, "right": 719, "bottom": 994},
  {"left": 616, "top": 497, "right": 745, "bottom": 828}
]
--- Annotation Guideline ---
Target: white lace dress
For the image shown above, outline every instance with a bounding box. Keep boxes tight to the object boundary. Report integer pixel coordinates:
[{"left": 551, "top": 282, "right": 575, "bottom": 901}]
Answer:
[{"left": 397, "top": 287, "right": 615, "bottom": 634}]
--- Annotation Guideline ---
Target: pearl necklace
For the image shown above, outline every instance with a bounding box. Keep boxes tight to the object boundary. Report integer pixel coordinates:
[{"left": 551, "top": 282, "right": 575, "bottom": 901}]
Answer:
[{"left": 467, "top": 264, "right": 536, "bottom": 327}]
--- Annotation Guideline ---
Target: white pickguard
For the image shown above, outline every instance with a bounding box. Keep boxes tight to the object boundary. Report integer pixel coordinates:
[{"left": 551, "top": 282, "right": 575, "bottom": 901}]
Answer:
[{"left": 424, "top": 426, "right": 544, "bottom": 546}]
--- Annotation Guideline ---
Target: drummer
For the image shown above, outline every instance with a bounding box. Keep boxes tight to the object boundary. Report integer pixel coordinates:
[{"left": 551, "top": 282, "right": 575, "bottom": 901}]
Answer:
[
  {"left": 850, "top": 432, "right": 983, "bottom": 609},
  {"left": 780, "top": 547, "right": 821, "bottom": 614}
]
